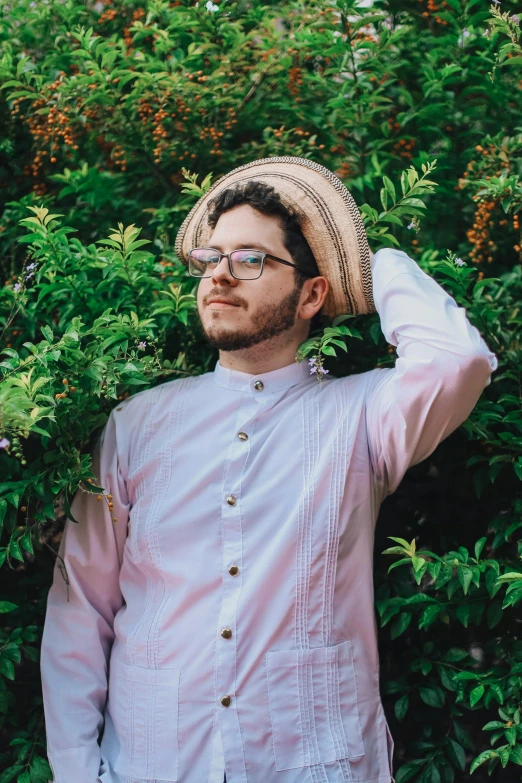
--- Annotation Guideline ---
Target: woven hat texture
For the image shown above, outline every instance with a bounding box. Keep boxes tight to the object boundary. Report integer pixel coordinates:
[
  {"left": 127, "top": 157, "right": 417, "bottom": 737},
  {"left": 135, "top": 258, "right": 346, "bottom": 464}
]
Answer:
[{"left": 174, "top": 156, "right": 375, "bottom": 317}]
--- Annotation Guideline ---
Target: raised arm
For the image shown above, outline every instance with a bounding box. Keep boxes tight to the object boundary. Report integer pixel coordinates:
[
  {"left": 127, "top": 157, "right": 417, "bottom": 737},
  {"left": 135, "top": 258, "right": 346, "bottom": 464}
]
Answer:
[
  {"left": 366, "top": 247, "right": 497, "bottom": 496},
  {"left": 40, "top": 410, "right": 129, "bottom": 782}
]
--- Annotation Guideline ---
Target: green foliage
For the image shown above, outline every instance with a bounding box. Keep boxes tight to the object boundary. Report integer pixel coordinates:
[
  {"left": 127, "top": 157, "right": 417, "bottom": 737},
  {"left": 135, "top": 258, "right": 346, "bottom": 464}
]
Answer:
[{"left": 0, "top": 0, "right": 521, "bottom": 780}]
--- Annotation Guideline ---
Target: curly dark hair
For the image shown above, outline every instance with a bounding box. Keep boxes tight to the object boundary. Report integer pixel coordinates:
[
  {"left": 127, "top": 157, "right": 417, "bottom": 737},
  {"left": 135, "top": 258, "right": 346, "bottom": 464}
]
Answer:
[{"left": 207, "top": 179, "right": 323, "bottom": 332}]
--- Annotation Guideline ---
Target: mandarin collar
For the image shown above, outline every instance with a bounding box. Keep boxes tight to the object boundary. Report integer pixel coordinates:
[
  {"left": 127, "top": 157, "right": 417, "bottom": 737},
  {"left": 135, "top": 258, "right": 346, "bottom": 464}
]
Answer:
[{"left": 213, "top": 358, "right": 312, "bottom": 394}]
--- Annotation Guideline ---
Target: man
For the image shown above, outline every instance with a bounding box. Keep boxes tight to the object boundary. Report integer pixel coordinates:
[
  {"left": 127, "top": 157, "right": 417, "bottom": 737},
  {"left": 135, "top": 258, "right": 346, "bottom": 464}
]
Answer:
[{"left": 40, "top": 158, "right": 497, "bottom": 783}]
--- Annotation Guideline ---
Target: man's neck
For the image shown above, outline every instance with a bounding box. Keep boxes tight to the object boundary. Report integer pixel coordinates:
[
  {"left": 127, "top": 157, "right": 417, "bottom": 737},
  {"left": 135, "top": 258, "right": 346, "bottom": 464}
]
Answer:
[{"left": 218, "top": 338, "right": 300, "bottom": 375}]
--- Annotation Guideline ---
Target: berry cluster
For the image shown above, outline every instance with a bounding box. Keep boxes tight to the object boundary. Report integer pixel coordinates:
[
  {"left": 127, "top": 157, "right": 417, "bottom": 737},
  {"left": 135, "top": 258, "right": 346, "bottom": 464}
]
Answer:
[
  {"left": 7, "top": 435, "right": 27, "bottom": 466},
  {"left": 466, "top": 198, "right": 498, "bottom": 264},
  {"left": 55, "top": 378, "right": 77, "bottom": 401},
  {"left": 418, "top": 0, "right": 450, "bottom": 25}
]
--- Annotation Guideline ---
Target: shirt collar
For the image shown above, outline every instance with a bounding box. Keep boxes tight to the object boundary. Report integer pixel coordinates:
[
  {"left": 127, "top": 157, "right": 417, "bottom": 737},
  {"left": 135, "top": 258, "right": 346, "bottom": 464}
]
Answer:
[{"left": 213, "top": 358, "right": 312, "bottom": 395}]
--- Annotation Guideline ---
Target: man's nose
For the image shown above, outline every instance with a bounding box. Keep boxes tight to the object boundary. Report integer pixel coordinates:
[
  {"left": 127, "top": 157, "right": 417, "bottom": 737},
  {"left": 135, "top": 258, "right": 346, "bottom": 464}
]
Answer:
[{"left": 211, "top": 255, "right": 237, "bottom": 286}]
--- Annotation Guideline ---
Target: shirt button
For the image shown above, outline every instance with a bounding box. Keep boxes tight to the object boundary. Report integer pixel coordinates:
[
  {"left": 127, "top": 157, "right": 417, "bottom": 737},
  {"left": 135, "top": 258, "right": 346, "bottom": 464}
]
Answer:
[
  {"left": 226, "top": 495, "right": 236, "bottom": 506},
  {"left": 221, "top": 627, "right": 232, "bottom": 639},
  {"left": 253, "top": 380, "right": 264, "bottom": 391},
  {"left": 228, "top": 565, "right": 239, "bottom": 576},
  {"left": 221, "top": 695, "right": 232, "bottom": 707},
  {"left": 237, "top": 431, "right": 248, "bottom": 441}
]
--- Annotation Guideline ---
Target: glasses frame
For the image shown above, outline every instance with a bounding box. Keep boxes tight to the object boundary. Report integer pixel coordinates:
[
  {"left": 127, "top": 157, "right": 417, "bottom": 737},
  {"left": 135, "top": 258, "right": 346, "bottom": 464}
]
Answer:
[{"left": 187, "top": 247, "right": 316, "bottom": 280}]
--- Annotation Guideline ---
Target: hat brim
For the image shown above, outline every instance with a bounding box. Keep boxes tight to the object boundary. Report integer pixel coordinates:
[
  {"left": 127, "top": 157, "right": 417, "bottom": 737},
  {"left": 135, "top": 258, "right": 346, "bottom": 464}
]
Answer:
[{"left": 174, "top": 156, "right": 375, "bottom": 317}]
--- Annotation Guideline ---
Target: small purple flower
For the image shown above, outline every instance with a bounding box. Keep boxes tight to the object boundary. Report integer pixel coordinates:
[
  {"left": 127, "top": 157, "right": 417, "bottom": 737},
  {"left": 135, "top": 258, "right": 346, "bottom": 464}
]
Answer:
[
  {"left": 511, "top": 14, "right": 520, "bottom": 23},
  {"left": 407, "top": 220, "right": 415, "bottom": 230},
  {"left": 491, "top": 0, "right": 500, "bottom": 5},
  {"left": 137, "top": 341, "right": 147, "bottom": 350},
  {"left": 0, "top": 437, "right": 10, "bottom": 450},
  {"left": 309, "top": 365, "right": 317, "bottom": 374},
  {"left": 13, "top": 282, "right": 21, "bottom": 292},
  {"left": 26, "top": 262, "right": 36, "bottom": 271},
  {"left": 25, "top": 272, "right": 34, "bottom": 280},
  {"left": 308, "top": 357, "right": 317, "bottom": 366},
  {"left": 320, "top": 368, "right": 329, "bottom": 375},
  {"left": 454, "top": 257, "right": 465, "bottom": 267}
]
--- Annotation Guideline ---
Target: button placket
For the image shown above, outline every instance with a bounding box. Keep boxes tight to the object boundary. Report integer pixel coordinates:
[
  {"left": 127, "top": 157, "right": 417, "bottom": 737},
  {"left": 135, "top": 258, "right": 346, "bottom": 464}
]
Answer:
[{"left": 216, "top": 398, "right": 256, "bottom": 748}]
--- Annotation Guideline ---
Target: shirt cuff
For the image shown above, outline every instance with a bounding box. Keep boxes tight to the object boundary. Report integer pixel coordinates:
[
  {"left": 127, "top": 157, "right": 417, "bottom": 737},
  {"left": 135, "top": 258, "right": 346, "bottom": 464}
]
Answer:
[{"left": 48, "top": 746, "right": 102, "bottom": 783}]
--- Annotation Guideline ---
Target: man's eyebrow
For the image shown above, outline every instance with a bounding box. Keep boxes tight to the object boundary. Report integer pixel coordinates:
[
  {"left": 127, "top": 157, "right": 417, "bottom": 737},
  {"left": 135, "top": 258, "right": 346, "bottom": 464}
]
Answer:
[{"left": 210, "top": 241, "right": 274, "bottom": 254}]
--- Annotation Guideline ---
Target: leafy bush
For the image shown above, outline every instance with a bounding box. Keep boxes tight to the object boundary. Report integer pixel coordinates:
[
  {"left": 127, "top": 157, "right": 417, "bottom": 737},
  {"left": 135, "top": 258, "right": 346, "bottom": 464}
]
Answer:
[{"left": 0, "top": 0, "right": 521, "bottom": 780}]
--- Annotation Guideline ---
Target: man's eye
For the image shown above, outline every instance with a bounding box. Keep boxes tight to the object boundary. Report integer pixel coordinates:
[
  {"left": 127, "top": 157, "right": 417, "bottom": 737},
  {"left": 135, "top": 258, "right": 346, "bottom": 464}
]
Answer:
[{"left": 235, "top": 252, "right": 262, "bottom": 265}]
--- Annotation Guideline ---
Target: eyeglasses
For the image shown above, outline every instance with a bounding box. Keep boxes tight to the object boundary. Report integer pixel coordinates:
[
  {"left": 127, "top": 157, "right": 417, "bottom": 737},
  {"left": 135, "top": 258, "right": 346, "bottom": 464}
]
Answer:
[{"left": 187, "top": 247, "right": 315, "bottom": 280}]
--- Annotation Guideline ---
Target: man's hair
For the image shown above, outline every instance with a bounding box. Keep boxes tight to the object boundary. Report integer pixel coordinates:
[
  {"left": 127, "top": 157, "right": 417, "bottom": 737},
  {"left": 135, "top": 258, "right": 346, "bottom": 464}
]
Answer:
[{"left": 207, "top": 179, "right": 323, "bottom": 333}]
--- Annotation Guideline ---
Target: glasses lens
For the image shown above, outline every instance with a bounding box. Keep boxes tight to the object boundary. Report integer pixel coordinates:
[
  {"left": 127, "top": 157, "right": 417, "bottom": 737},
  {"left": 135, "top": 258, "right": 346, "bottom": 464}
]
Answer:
[
  {"left": 188, "top": 249, "right": 264, "bottom": 278},
  {"left": 230, "top": 250, "right": 263, "bottom": 279},
  {"left": 188, "top": 248, "right": 221, "bottom": 277}
]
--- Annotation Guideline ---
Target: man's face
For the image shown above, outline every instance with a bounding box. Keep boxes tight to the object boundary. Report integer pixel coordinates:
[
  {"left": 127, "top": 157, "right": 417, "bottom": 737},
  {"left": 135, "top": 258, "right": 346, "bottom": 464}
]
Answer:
[{"left": 196, "top": 204, "right": 307, "bottom": 352}]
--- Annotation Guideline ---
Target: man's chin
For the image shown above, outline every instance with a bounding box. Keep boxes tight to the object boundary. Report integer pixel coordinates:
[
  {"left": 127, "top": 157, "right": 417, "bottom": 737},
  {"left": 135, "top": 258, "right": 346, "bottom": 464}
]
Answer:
[{"left": 202, "top": 327, "right": 263, "bottom": 352}]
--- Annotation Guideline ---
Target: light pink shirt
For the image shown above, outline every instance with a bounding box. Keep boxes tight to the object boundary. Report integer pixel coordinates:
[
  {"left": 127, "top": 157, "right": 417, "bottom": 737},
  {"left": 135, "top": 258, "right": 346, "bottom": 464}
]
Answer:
[{"left": 40, "top": 248, "right": 497, "bottom": 783}]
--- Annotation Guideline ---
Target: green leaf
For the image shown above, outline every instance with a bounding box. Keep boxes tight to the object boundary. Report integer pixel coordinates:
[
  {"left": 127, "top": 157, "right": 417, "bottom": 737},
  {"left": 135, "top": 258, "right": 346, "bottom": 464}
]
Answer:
[
  {"left": 488, "top": 683, "right": 504, "bottom": 704},
  {"left": 418, "top": 605, "right": 442, "bottom": 630},
  {"left": 458, "top": 566, "right": 473, "bottom": 595},
  {"left": 509, "top": 745, "right": 522, "bottom": 765},
  {"left": 390, "top": 612, "right": 412, "bottom": 639},
  {"left": 474, "top": 536, "right": 487, "bottom": 560},
  {"left": 446, "top": 738, "right": 466, "bottom": 771},
  {"left": 419, "top": 686, "right": 445, "bottom": 708},
  {"left": 321, "top": 345, "right": 337, "bottom": 357},
  {"left": 0, "top": 657, "right": 15, "bottom": 680},
  {"left": 396, "top": 760, "right": 426, "bottom": 783},
  {"left": 387, "top": 536, "right": 412, "bottom": 549},
  {"left": 383, "top": 175, "right": 396, "bottom": 203},
  {"left": 469, "top": 685, "right": 485, "bottom": 707},
  {"left": 455, "top": 603, "right": 470, "bottom": 628},
  {"left": 0, "top": 766, "right": 24, "bottom": 783},
  {"left": 0, "top": 602, "right": 18, "bottom": 613},
  {"left": 29, "top": 755, "right": 52, "bottom": 782},
  {"left": 443, "top": 648, "right": 469, "bottom": 663},
  {"left": 40, "top": 325, "right": 54, "bottom": 343},
  {"left": 8, "top": 539, "right": 24, "bottom": 563},
  {"left": 470, "top": 749, "right": 498, "bottom": 773},
  {"left": 395, "top": 693, "right": 409, "bottom": 722},
  {"left": 428, "top": 764, "right": 441, "bottom": 783}
]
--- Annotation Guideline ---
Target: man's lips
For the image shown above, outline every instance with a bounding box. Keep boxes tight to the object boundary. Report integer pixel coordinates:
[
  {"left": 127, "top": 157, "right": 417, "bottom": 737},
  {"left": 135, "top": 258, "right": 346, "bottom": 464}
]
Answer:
[{"left": 206, "top": 298, "right": 241, "bottom": 308}]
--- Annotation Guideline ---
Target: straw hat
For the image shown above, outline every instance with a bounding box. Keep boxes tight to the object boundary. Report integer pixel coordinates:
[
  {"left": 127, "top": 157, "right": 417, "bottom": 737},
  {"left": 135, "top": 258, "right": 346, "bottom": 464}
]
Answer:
[{"left": 173, "top": 156, "right": 375, "bottom": 317}]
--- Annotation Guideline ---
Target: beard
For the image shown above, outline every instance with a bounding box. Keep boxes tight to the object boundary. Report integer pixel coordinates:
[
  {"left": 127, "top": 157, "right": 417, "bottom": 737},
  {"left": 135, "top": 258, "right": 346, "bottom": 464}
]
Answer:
[{"left": 200, "top": 283, "right": 302, "bottom": 352}]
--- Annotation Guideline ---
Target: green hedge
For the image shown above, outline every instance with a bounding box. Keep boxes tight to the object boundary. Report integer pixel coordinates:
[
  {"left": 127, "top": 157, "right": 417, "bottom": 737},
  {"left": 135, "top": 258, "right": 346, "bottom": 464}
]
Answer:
[{"left": 0, "top": 0, "right": 521, "bottom": 780}]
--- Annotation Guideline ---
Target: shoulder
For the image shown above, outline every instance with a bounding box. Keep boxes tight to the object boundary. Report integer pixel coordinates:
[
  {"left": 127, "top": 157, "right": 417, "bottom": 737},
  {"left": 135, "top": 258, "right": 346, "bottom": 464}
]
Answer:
[
  {"left": 321, "top": 366, "right": 392, "bottom": 396},
  {"left": 109, "top": 372, "right": 207, "bottom": 435}
]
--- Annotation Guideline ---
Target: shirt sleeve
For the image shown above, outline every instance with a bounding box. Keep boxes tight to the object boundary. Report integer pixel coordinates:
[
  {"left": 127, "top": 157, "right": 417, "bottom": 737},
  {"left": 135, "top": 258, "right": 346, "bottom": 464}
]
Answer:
[
  {"left": 366, "top": 247, "right": 498, "bottom": 496},
  {"left": 40, "top": 409, "right": 130, "bottom": 783}
]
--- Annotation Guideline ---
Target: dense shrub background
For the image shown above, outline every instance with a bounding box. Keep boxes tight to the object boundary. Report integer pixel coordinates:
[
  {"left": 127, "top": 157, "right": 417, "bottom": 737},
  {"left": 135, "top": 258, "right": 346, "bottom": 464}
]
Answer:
[{"left": 0, "top": 0, "right": 521, "bottom": 780}]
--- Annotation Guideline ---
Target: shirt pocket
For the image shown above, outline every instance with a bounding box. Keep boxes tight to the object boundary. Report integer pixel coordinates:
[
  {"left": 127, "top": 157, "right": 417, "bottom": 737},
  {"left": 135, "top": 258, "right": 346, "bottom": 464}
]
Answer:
[
  {"left": 109, "top": 661, "right": 181, "bottom": 781},
  {"left": 265, "top": 640, "right": 365, "bottom": 772}
]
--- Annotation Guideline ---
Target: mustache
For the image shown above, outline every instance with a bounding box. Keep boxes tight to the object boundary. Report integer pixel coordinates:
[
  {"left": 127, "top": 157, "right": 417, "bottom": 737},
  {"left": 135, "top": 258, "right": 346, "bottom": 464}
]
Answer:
[{"left": 204, "top": 290, "right": 246, "bottom": 308}]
